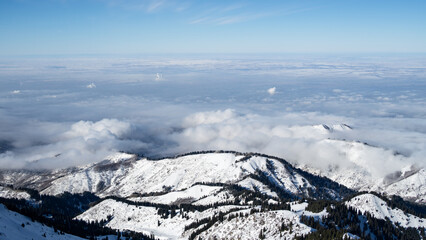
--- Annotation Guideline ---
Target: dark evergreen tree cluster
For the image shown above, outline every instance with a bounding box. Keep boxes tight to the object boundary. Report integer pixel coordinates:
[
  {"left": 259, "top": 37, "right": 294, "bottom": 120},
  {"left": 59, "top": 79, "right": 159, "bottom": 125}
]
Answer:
[
  {"left": 146, "top": 150, "right": 245, "bottom": 161},
  {"left": 297, "top": 202, "right": 425, "bottom": 240},
  {"left": 304, "top": 199, "right": 334, "bottom": 213}
]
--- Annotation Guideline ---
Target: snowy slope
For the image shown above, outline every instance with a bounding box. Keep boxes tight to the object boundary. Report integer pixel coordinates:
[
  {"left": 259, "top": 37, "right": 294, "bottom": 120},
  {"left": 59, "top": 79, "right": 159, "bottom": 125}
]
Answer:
[
  {"left": 191, "top": 189, "right": 237, "bottom": 206},
  {"left": 129, "top": 185, "right": 223, "bottom": 205},
  {"left": 345, "top": 194, "right": 426, "bottom": 228},
  {"left": 0, "top": 204, "right": 83, "bottom": 240},
  {"left": 198, "top": 210, "right": 312, "bottom": 240},
  {"left": 378, "top": 168, "right": 426, "bottom": 203},
  {"left": 289, "top": 201, "right": 328, "bottom": 219},
  {"left": 237, "top": 177, "right": 279, "bottom": 198},
  {"left": 75, "top": 198, "right": 248, "bottom": 239},
  {"left": 0, "top": 186, "right": 31, "bottom": 200}
]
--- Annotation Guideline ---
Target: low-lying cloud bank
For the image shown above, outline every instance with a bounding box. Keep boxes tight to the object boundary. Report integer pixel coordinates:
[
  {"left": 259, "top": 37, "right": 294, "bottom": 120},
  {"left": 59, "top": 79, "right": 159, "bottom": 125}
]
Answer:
[
  {"left": 1, "top": 109, "right": 424, "bottom": 179},
  {"left": 0, "top": 118, "right": 148, "bottom": 169},
  {"left": 170, "top": 109, "right": 425, "bottom": 178}
]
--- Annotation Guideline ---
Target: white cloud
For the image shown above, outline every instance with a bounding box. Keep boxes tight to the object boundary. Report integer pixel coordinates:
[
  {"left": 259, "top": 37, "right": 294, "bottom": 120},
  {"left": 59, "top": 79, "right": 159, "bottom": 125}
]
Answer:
[
  {"left": 65, "top": 119, "right": 131, "bottom": 140},
  {"left": 0, "top": 106, "right": 425, "bottom": 177},
  {"left": 155, "top": 73, "right": 163, "bottom": 81},
  {"left": 168, "top": 109, "right": 425, "bottom": 178},
  {"left": 10, "top": 90, "right": 20, "bottom": 94},
  {"left": 0, "top": 118, "right": 146, "bottom": 169},
  {"left": 86, "top": 83, "right": 96, "bottom": 88},
  {"left": 183, "top": 109, "right": 237, "bottom": 127},
  {"left": 267, "top": 87, "right": 276, "bottom": 96}
]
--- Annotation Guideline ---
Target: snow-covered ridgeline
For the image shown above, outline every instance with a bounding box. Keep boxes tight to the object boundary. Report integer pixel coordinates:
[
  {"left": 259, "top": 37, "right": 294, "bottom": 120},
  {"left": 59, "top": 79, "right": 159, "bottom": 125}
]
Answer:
[{"left": 39, "top": 153, "right": 316, "bottom": 200}]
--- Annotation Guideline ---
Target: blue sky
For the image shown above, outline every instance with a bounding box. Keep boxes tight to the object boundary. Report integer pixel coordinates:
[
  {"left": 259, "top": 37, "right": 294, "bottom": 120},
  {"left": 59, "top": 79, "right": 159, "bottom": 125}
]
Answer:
[{"left": 1, "top": 0, "right": 425, "bottom": 55}]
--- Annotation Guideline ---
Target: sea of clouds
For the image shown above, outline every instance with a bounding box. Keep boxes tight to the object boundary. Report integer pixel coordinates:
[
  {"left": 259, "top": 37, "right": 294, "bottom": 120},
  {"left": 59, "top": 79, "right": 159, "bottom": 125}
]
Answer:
[{"left": 0, "top": 55, "right": 425, "bottom": 177}]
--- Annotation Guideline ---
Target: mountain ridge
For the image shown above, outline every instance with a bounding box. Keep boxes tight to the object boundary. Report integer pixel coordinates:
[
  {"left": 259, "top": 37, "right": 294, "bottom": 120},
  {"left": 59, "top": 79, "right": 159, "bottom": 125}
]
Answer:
[{"left": 0, "top": 151, "right": 425, "bottom": 239}]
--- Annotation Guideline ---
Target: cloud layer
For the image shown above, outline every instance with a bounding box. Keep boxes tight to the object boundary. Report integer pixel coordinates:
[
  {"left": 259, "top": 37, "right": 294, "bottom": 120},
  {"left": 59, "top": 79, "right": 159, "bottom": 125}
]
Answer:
[
  {"left": 0, "top": 117, "right": 149, "bottom": 169},
  {"left": 169, "top": 109, "right": 424, "bottom": 177},
  {"left": 0, "top": 55, "right": 425, "bottom": 177},
  {"left": 1, "top": 108, "right": 424, "bottom": 179}
]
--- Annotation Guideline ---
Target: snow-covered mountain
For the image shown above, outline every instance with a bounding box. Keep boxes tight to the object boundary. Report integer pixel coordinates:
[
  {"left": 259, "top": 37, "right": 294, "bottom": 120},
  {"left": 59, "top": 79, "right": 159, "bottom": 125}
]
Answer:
[
  {"left": 3, "top": 146, "right": 423, "bottom": 204},
  {"left": 1, "top": 151, "right": 425, "bottom": 239},
  {"left": 1, "top": 152, "right": 353, "bottom": 201}
]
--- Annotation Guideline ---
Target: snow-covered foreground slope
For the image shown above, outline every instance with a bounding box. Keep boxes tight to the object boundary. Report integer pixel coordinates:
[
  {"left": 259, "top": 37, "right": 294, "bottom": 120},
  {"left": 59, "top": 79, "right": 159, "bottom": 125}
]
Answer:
[
  {"left": 0, "top": 204, "right": 83, "bottom": 240},
  {"left": 346, "top": 194, "right": 426, "bottom": 228}
]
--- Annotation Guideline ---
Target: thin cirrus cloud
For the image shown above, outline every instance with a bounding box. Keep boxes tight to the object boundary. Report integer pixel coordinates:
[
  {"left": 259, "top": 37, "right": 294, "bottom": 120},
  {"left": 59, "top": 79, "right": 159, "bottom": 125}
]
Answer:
[
  {"left": 188, "top": 4, "right": 313, "bottom": 25},
  {"left": 103, "top": 0, "right": 169, "bottom": 12},
  {"left": 147, "top": 0, "right": 164, "bottom": 12},
  {"left": 190, "top": 14, "right": 261, "bottom": 25},
  {"left": 189, "top": 8, "right": 271, "bottom": 25}
]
